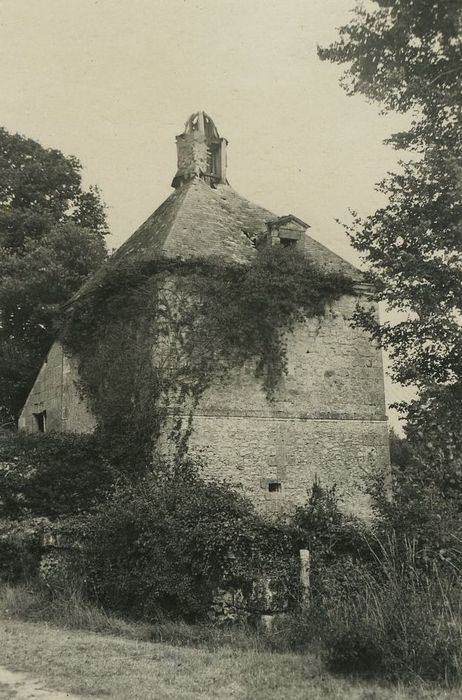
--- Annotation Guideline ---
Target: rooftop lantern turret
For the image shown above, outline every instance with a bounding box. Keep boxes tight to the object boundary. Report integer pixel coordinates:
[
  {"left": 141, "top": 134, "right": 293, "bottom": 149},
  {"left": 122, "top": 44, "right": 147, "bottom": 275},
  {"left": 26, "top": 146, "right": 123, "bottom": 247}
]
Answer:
[{"left": 172, "top": 111, "right": 228, "bottom": 188}]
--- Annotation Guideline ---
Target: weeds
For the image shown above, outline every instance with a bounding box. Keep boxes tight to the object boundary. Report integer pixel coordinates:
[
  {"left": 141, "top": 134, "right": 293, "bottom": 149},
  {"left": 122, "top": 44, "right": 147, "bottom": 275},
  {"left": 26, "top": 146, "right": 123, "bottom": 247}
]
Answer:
[
  {"left": 0, "top": 582, "right": 153, "bottom": 641},
  {"left": 319, "top": 538, "right": 462, "bottom": 684},
  {"left": 0, "top": 581, "right": 295, "bottom": 652}
]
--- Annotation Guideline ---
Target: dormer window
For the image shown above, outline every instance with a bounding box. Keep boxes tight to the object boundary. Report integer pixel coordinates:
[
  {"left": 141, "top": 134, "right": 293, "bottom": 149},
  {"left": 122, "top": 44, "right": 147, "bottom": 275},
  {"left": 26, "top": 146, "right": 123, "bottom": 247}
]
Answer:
[{"left": 259, "top": 215, "right": 310, "bottom": 251}]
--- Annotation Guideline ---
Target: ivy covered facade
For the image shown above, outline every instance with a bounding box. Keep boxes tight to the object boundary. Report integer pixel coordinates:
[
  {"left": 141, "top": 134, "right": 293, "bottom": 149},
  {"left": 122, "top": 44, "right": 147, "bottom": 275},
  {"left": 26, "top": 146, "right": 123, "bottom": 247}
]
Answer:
[{"left": 19, "top": 113, "right": 389, "bottom": 516}]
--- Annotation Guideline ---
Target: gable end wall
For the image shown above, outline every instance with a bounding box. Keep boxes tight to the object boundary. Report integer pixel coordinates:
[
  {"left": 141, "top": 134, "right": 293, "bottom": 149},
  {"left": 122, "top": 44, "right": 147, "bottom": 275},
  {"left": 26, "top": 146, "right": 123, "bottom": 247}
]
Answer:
[{"left": 18, "top": 341, "right": 95, "bottom": 434}]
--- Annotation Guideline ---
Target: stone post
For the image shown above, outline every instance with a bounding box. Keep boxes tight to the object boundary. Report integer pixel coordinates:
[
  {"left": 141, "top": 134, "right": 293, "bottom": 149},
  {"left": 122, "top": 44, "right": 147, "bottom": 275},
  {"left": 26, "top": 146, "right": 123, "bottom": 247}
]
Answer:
[{"left": 299, "top": 549, "right": 310, "bottom": 608}]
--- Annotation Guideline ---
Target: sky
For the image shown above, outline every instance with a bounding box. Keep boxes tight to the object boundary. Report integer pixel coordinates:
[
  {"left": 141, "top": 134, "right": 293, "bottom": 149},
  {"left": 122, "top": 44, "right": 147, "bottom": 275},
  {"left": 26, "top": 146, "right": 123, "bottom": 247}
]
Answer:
[{"left": 0, "top": 0, "right": 413, "bottom": 427}]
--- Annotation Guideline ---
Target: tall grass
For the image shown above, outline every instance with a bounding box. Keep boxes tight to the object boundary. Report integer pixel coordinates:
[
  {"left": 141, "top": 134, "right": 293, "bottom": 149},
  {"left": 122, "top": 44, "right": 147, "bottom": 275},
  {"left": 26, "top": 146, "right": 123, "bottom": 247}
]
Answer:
[
  {"left": 0, "top": 582, "right": 154, "bottom": 640},
  {"left": 320, "top": 536, "right": 462, "bottom": 684},
  {"left": 0, "top": 580, "right": 293, "bottom": 652}
]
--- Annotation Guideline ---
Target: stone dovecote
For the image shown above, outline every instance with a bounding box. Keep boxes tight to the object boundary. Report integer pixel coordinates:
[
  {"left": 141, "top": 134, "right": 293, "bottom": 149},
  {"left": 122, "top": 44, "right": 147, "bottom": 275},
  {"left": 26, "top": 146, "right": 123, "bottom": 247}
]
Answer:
[{"left": 19, "top": 112, "right": 390, "bottom": 518}]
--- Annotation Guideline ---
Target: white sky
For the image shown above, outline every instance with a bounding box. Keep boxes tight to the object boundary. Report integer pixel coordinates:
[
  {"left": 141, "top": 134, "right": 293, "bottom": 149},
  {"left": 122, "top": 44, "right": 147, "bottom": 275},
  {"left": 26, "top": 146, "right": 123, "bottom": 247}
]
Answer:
[{"left": 0, "top": 0, "right": 414, "bottom": 428}]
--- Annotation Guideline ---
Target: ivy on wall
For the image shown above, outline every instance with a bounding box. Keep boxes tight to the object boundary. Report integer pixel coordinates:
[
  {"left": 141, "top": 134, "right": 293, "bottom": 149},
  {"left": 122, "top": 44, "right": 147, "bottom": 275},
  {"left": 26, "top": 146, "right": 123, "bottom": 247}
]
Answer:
[{"left": 61, "top": 246, "right": 354, "bottom": 466}]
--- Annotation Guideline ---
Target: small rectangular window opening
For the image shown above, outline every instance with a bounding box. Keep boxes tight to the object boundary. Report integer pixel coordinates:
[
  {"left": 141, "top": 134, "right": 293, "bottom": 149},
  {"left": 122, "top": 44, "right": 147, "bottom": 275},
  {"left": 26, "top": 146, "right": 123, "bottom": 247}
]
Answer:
[
  {"left": 280, "top": 238, "right": 297, "bottom": 248},
  {"left": 268, "top": 481, "right": 282, "bottom": 493},
  {"left": 33, "top": 410, "right": 47, "bottom": 433}
]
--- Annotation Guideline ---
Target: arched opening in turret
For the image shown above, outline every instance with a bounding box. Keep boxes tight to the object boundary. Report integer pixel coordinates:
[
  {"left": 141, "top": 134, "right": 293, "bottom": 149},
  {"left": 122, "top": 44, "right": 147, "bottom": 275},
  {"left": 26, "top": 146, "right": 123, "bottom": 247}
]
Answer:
[{"left": 172, "top": 111, "right": 228, "bottom": 188}]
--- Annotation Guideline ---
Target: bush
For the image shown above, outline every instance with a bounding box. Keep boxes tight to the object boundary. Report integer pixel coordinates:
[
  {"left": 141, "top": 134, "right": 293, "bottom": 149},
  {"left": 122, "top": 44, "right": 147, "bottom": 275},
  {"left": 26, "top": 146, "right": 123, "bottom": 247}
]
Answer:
[
  {"left": 0, "top": 517, "right": 47, "bottom": 582},
  {"left": 0, "top": 430, "right": 120, "bottom": 519},
  {"left": 62, "top": 468, "right": 299, "bottom": 621},
  {"left": 293, "top": 480, "right": 371, "bottom": 562},
  {"left": 370, "top": 446, "right": 462, "bottom": 574},
  {"left": 292, "top": 480, "right": 375, "bottom": 601}
]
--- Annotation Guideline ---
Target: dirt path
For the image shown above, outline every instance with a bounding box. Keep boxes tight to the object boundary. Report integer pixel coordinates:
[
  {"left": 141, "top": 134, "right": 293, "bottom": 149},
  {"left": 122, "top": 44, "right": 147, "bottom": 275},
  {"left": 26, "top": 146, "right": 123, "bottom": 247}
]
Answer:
[{"left": 0, "top": 666, "right": 88, "bottom": 699}]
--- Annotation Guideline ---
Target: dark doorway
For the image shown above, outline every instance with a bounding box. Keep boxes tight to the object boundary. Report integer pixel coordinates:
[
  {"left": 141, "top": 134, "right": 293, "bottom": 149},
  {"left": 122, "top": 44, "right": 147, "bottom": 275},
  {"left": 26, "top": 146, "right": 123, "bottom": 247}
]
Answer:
[{"left": 33, "top": 410, "right": 47, "bottom": 432}]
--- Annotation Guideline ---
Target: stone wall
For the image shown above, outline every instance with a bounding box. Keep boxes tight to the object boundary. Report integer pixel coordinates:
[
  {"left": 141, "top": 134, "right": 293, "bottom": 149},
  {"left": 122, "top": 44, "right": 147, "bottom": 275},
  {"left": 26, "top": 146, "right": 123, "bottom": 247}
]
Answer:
[
  {"left": 175, "top": 133, "right": 208, "bottom": 180},
  {"left": 18, "top": 341, "right": 95, "bottom": 434},
  {"left": 198, "top": 294, "right": 386, "bottom": 421},
  {"left": 172, "top": 293, "right": 389, "bottom": 517},
  {"left": 190, "top": 415, "right": 388, "bottom": 518},
  {"left": 19, "top": 293, "right": 389, "bottom": 517}
]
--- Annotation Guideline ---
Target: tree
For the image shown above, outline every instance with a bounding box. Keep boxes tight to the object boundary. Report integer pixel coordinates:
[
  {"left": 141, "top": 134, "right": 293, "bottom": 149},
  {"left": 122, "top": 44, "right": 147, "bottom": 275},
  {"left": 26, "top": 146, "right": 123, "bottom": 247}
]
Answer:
[
  {"left": 319, "top": 1, "right": 461, "bottom": 151},
  {"left": 0, "top": 128, "right": 108, "bottom": 425},
  {"left": 319, "top": 1, "right": 462, "bottom": 443}
]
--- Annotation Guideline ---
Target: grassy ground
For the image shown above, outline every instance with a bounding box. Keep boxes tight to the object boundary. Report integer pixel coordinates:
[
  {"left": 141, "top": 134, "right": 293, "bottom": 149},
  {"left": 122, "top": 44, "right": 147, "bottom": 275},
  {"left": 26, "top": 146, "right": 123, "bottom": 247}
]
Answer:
[
  {"left": 0, "top": 585, "right": 459, "bottom": 699},
  {"left": 2, "top": 618, "right": 460, "bottom": 700}
]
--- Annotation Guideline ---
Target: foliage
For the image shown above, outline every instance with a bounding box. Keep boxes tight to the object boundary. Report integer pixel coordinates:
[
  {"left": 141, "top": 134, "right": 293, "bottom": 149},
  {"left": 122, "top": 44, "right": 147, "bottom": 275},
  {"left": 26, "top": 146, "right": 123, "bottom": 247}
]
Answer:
[
  {"left": 0, "top": 517, "right": 47, "bottom": 583},
  {"left": 292, "top": 480, "right": 462, "bottom": 685},
  {"left": 0, "top": 225, "right": 108, "bottom": 424},
  {"left": 347, "top": 153, "right": 462, "bottom": 393},
  {"left": 370, "top": 422, "right": 462, "bottom": 573},
  {"left": 0, "top": 127, "right": 107, "bottom": 250},
  {"left": 320, "top": 3, "right": 462, "bottom": 587},
  {"left": 318, "top": 1, "right": 461, "bottom": 141},
  {"left": 61, "top": 246, "right": 353, "bottom": 463},
  {"left": 370, "top": 463, "right": 462, "bottom": 573},
  {"left": 57, "top": 468, "right": 299, "bottom": 622},
  {"left": 0, "top": 127, "right": 109, "bottom": 425},
  {"left": 403, "top": 381, "right": 462, "bottom": 477},
  {"left": 3, "top": 468, "right": 462, "bottom": 686},
  {"left": 0, "top": 430, "right": 120, "bottom": 519},
  {"left": 319, "top": 1, "right": 462, "bottom": 402},
  {"left": 294, "top": 480, "right": 370, "bottom": 562},
  {"left": 288, "top": 524, "right": 462, "bottom": 684},
  {"left": 322, "top": 542, "right": 462, "bottom": 684},
  {"left": 293, "top": 480, "right": 374, "bottom": 604},
  {"left": 345, "top": 152, "right": 462, "bottom": 390},
  {"left": 388, "top": 427, "right": 413, "bottom": 469}
]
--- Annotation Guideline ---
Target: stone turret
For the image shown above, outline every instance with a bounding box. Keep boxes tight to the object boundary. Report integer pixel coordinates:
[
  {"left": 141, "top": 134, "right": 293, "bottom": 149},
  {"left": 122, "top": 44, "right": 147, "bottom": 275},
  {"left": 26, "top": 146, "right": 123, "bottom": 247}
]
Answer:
[{"left": 172, "top": 111, "right": 228, "bottom": 188}]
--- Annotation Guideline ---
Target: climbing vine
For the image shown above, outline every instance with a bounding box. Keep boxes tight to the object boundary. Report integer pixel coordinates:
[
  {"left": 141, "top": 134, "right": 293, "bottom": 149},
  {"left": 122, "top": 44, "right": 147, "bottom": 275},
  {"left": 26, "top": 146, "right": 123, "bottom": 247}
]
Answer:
[{"left": 61, "top": 246, "right": 354, "bottom": 467}]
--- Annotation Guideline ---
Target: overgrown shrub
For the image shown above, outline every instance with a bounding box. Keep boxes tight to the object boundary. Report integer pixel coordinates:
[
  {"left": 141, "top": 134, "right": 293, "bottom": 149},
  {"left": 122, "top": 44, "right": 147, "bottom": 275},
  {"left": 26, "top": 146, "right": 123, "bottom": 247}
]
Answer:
[
  {"left": 58, "top": 468, "right": 299, "bottom": 621},
  {"left": 291, "top": 483, "right": 462, "bottom": 684},
  {"left": 293, "top": 480, "right": 374, "bottom": 601},
  {"left": 0, "top": 430, "right": 121, "bottom": 519},
  {"left": 294, "top": 481, "right": 371, "bottom": 558},
  {"left": 0, "top": 517, "right": 47, "bottom": 582},
  {"left": 370, "top": 434, "right": 462, "bottom": 574}
]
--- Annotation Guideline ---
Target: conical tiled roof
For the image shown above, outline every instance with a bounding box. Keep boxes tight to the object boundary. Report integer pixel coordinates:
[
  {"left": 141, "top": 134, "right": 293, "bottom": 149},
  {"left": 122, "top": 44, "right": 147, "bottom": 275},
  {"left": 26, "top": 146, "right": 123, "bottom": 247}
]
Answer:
[
  {"left": 111, "top": 179, "right": 266, "bottom": 264},
  {"left": 73, "top": 177, "right": 362, "bottom": 301},
  {"left": 72, "top": 109, "right": 365, "bottom": 302}
]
